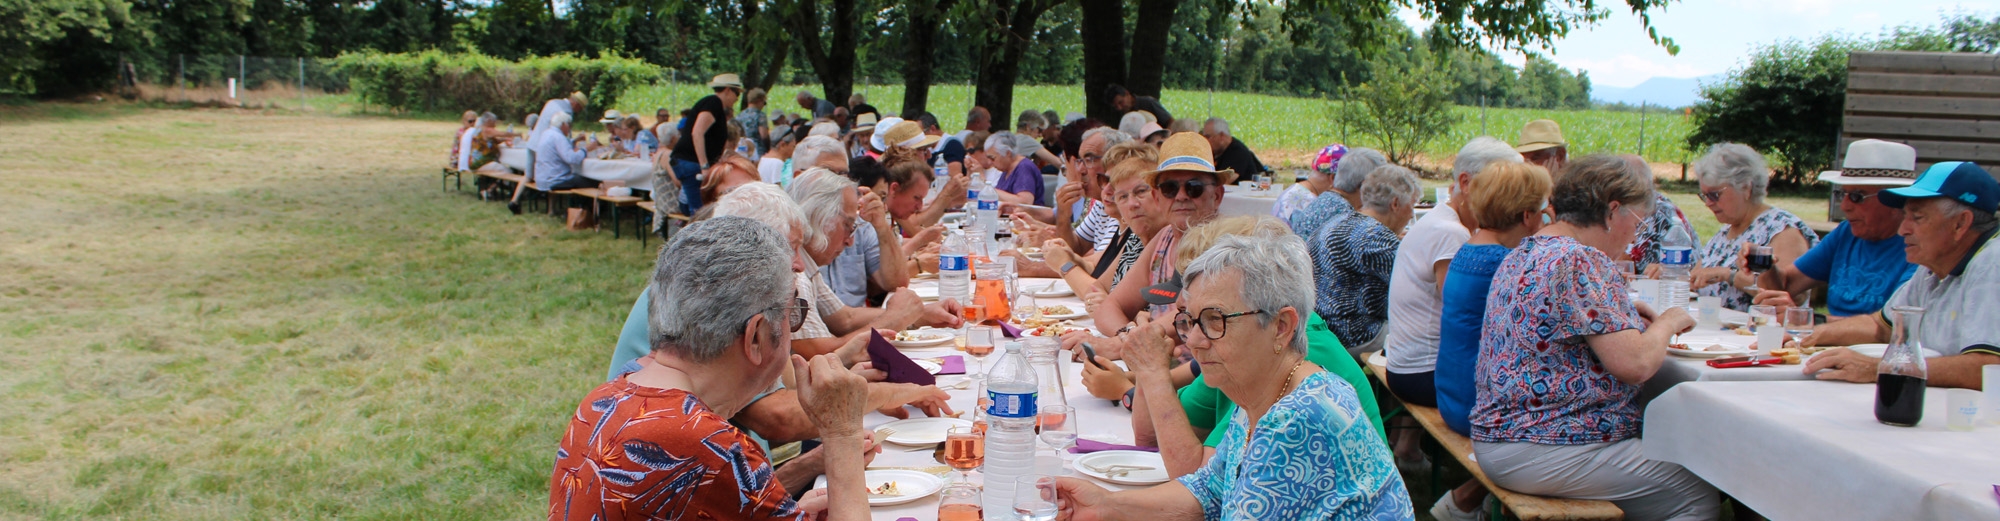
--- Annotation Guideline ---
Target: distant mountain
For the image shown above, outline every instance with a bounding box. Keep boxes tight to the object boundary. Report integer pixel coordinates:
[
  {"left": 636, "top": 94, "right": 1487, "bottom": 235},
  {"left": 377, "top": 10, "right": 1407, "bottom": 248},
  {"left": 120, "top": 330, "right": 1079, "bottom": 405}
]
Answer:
[{"left": 1591, "top": 74, "right": 1727, "bottom": 108}]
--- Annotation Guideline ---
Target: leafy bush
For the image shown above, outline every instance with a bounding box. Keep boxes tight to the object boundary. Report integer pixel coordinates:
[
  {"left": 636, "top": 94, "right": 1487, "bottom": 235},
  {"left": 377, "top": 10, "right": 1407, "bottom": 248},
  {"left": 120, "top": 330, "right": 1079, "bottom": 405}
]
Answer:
[
  {"left": 330, "top": 51, "right": 662, "bottom": 120},
  {"left": 1684, "top": 36, "right": 1866, "bottom": 185},
  {"left": 1328, "top": 56, "right": 1463, "bottom": 171}
]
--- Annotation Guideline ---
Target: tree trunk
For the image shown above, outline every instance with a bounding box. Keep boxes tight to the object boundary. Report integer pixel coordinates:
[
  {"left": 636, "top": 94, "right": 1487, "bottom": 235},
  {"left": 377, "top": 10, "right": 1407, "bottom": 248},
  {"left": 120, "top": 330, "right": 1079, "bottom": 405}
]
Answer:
[
  {"left": 1077, "top": 0, "right": 1127, "bottom": 123},
  {"left": 1125, "top": 0, "right": 1181, "bottom": 98},
  {"left": 974, "top": 0, "right": 1057, "bottom": 131},
  {"left": 739, "top": 0, "right": 792, "bottom": 106},
  {"left": 783, "top": 0, "right": 859, "bottom": 107},
  {"left": 900, "top": 0, "right": 956, "bottom": 116}
]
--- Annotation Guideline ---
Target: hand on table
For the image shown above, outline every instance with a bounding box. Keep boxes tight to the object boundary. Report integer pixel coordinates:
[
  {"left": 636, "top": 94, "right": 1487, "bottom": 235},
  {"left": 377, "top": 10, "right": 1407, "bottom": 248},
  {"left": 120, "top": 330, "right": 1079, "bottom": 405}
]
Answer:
[
  {"left": 1802, "top": 347, "right": 1879, "bottom": 383},
  {"left": 920, "top": 299, "right": 965, "bottom": 329},
  {"left": 1054, "top": 477, "right": 1113, "bottom": 521},
  {"left": 1644, "top": 305, "right": 1696, "bottom": 337},
  {"left": 1121, "top": 311, "right": 1178, "bottom": 374},
  {"left": 1080, "top": 286, "right": 1107, "bottom": 315},
  {"left": 882, "top": 288, "right": 925, "bottom": 329},
  {"left": 1061, "top": 329, "right": 1121, "bottom": 361},
  {"left": 1689, "top": 266, "right": 1733, "bottom": 290},
  {"left": 794, "top": 354, "right": 870, "bottom": 438},
  {"left": 871, "top": 383, "right": 956, "bottom": 419},
  {"left": 1081, "top": 356, "right": 1134, "bottom": 401}
]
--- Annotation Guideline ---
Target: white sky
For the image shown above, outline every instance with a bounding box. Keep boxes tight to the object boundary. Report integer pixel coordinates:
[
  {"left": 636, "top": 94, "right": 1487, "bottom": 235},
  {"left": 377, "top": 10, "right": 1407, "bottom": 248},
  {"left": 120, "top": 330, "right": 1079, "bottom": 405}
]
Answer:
[{"left": 1399, "top": 0, "right": 1990, "bottom": 88}]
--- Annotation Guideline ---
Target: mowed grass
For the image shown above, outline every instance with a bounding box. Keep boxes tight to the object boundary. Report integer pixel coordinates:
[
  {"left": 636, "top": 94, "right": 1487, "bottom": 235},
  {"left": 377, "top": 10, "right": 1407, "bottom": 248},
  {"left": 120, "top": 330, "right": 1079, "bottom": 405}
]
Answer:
[
  {"left": 0, "top": 104, "right": 651, "bottom": 519},
  {"left": 0, "top": 103, "right": 1822, "bottom": 520},
  {"left": 619, "top": 83, "right": 1695, "bottom": 165}
]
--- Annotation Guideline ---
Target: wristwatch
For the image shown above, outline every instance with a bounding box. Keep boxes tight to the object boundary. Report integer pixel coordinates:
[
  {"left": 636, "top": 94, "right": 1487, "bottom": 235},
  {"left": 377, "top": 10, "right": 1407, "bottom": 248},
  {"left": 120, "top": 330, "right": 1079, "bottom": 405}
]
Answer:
[{"left": 1059, "top": 261, "right": 1077, "bottom": 276}]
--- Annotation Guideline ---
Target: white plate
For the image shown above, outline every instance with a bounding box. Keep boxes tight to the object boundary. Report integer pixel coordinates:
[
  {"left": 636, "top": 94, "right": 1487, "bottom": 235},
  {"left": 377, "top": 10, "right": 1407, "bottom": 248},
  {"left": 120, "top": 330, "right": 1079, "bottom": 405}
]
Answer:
[
  {"left": 877, "top": 417, "right": 973, "bottom": 446},
  {"left": 862, "top": 469, "right": 945, "bottom": 506},
  {"left": 913, "top": 359, "right": 942, "bottom": 374},
  {"left": 890, "top": 328, "right": 955, "bottom": 348},
  {"left": 1029, "top": 282, "right": 1074, "bottom": 298},
  {"left": 1074, "top": 450, "right": 1170, "bottom": 485},
  {"left": 1041, "top": 309, "right": 1089, "bottom": 320},
  {"left": 911, "top": 286, "right": 940, "bottom": 301},
  {"left": 1667, "top": 343, "right": 1751, "bottom": 358},
  {"left": 1838, "top": 343, "right": 1943, "bottom": 358}
]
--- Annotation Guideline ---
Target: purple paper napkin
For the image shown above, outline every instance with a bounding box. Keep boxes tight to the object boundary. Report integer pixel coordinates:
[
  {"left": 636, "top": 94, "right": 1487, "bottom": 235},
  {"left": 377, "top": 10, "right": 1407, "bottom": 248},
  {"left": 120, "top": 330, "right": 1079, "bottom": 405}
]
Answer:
[
  {"left": 999, "top": 321, "right": 1024, "bottom": 338},
  {"left": 937, "top": 355, "right": 966, "bottom": 375},
  {"left": 1069, "top": 438, "right": 1158, "bottom": 454},
  {"left": 865, "top": 330, "right": 936, "bottom": 386}
]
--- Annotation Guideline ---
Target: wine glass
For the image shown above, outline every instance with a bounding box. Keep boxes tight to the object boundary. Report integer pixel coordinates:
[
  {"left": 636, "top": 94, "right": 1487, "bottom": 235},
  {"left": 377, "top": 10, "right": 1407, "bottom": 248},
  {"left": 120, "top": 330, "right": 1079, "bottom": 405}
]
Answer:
[
  {"left": 1013, "top": 475, "right": 1059, "bottom": 521},
  {"left": 1038, "top": 404, "right": 1078, "bottom": 462},
  {"left": 1013, "top": 294, "right": 1041, "bottom": 325},
  {"left": 938, "top": 482, "right": 983, "bottom": 521},
  {"left": 1744, "top": 245, "right": 1776, "bottom": 293},
  {"left": 944, "top": 426, "right": 985, "bottom": 483},
  {"left": 962, "top": 295, "right": 989, "bottom": 326},
  {"left": 1784, "top": 306, "right": 1815, "bottom": 344}
]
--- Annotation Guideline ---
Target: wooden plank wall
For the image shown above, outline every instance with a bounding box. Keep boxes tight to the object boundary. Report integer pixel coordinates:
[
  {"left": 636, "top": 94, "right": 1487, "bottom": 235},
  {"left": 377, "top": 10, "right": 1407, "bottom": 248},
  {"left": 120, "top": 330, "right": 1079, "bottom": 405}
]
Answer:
[{"left": 1834, "top": 51, "right": 2000, "bottom": 220}]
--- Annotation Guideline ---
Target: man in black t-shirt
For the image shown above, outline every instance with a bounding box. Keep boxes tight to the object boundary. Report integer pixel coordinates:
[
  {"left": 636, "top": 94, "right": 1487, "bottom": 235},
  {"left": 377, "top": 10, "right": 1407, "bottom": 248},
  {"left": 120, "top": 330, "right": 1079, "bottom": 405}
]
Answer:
[
  {"left": 669, "top": 74, "right": 745, "bottom": 214},
  {"left": 1104, "top": 84, "right": 1173, "bottom": 127},
  {"left": 1201, "top": 117, "right": 1265, "bottom": 178}
]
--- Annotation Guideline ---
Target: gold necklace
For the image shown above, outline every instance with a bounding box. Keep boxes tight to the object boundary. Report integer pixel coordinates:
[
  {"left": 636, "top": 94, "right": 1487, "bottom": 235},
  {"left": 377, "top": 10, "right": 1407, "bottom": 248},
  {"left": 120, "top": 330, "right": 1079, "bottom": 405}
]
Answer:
[{"left": 1244, "top": 357, "right": 1306, "bottom": 446}]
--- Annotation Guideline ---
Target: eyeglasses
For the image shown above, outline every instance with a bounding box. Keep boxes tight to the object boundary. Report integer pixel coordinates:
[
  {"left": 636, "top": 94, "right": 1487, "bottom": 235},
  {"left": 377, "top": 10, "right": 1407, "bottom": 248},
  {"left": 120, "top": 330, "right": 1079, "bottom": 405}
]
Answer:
[
  {"left": 1173, "top": 307, "right": 1267, "bottom": 341},
  {"left": 1079, "top": 155, "right": 1103, "bottom": 166},
  {"left": 1114, "top": 184, "right": 1152, "bottom": 204},
  {"left": 1832, "top": 188, "right": 1879, "bottom": 204},
  {"left": 1155, "top": 179, "right": 1211, "bottom": 199},
  {"left": 763, "top": 297, "right": 811, "bottom": 333},
  {"left": 1698, "top": 187, "right": 1726, "bottom": 203}
]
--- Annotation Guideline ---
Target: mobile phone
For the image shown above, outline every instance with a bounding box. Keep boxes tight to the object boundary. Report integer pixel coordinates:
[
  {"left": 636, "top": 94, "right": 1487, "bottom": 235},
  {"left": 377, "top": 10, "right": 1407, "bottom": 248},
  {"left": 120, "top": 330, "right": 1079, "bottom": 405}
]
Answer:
[{"left": 1080, "top": 342, "right": 1107, "bottom": 369}]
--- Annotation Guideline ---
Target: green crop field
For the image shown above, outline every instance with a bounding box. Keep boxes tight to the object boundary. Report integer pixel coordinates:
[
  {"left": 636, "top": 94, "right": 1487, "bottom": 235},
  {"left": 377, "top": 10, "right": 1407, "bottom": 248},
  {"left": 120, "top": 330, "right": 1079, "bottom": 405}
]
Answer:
[{"left": 619, "top": 83, "right": 1696, "bottom": 166}]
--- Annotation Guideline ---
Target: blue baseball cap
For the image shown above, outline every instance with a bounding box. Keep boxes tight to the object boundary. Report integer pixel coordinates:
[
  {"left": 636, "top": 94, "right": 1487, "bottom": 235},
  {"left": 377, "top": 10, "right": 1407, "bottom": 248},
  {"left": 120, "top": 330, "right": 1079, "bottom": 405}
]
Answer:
[{"left": 1879, "top": 162, "right": 2000, "bottom": 214}]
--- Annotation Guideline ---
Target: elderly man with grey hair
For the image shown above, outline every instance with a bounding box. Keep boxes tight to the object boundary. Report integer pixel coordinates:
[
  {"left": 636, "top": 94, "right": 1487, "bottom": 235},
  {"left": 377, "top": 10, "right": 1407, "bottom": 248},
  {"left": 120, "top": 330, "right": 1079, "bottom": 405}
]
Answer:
[
  {"left": 1383, "top": 136, "right": 1522, "bottom": 401},
  {"left": 1289, "top": 147, "right": 1388, "bottom": 239},
  {"left": 1309, "top": 164, "right": 1422, "bottom": 355},
  {"left": 1200, "top": 118, "right": 1266, "bottom": 178},
  {"left": 1804, "top": 161, "right": 2000, "bottom": 390},
  {"left": 511, "top": 111, "right": 601, "bottom": 215},
  {"left": 550, "top": 216, "right": 874, "bottom": 521},
  {"left": 787, "top": 170, "right": 963, "bottom": 359},
  {"left": 791, "top": 135, "right": 849, "bottom": 179},
  {"left": 1054, "top": 227, "right": 1413, "bottom": 520}
]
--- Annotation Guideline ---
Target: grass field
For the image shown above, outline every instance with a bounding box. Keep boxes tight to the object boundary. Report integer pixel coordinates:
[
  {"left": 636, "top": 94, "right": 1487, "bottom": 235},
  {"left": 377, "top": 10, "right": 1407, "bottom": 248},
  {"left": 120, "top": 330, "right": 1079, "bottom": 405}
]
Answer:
[
  {"left": 619, "top": 83, "right": 1697, "bottom": 166},
  {"left": 0, "top": 103, "right": 1815, "bottom": 519}
]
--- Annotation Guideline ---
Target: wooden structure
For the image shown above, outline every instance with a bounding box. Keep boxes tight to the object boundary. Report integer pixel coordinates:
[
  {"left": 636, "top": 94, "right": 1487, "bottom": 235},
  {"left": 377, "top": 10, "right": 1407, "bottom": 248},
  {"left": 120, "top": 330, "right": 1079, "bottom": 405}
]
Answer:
[{"left": 1836, "top": 51, "right": 2000, "bottom": 220}]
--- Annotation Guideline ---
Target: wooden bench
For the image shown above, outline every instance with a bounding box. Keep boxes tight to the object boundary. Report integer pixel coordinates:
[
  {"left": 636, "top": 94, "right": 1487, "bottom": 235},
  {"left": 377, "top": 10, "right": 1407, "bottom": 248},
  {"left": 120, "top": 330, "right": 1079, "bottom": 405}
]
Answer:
[
  {"left": 563, "top": 188, "right": 649, "bottom": 238},
  {"left": 440, "top": 166, "right": 463, "bottom": 192},
  {"left": 1365, "top": 360, "right": 1624, "bottom": 521},
  {"left": 645, "top": 200, "right": 695, "bottom": 246}
]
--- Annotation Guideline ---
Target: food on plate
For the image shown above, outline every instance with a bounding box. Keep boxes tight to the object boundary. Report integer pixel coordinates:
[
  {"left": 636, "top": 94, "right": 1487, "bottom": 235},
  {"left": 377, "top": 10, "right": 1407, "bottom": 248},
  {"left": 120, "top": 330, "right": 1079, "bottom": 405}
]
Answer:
[
  {"left": 895, "top": 330, "right": 948, "bottom": 342},
  {"left": 868, "top": 481, "right": 901, "bottom": 496},
  {"left": 1670, "top": 343, "right": 1734, "bottom": 352},
  {"left": 1023, "top": 321, "right": 1076, "bottom": 338},
  {"left": 1731, "top": 326, "right": 1754, "bottom": 336},
  {"left": 1039, "top": 305, "right": 1074, "bottom": 316},
  {"left": 1769, "top": 348, "right": 1804, "bottom": 364}
]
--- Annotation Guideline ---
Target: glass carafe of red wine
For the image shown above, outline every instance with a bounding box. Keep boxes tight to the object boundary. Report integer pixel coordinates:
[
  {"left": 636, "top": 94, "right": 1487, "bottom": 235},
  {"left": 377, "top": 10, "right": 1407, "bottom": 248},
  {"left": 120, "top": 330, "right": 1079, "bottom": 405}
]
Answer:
[{"left": 1874, "top": 306, "right": 1928, "bottom": 427}]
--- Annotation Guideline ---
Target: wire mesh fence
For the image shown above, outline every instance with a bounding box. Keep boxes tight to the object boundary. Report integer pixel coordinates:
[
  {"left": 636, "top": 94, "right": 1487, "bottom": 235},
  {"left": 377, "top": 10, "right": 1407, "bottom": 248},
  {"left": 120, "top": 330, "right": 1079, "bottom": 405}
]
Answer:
[{"left": 122, "top": 54, "right": 352, "bottom": 111}]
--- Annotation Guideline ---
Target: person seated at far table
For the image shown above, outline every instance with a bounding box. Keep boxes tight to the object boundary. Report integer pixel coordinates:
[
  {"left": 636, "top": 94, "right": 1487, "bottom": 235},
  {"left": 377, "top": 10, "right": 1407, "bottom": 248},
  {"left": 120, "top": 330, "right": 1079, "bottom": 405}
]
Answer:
[
  {"left": 986, "top": 131, "right": 1046, "bottom": 206},
  {"left": 605, "top": 114, "right": 652, "bottom": 158},
  {"left": 1199, "top": 118, "right": 1265, "bottom": 180},
  {"left": 1090, "top": 215, "right": 1383, "bottom": 478},
  {"left": 449, "top": 110, "right": 477, "bottom": 168},
  {"left": 1471, "top": 155, "right": 1718, "bottom": 521},
  {"left": 1053, "top": 229, "right": 1413, "bottom": 521},
  {"left": 1430, "top": 159, "right": 1553, "bottom": 521},
  {"left": 1513, "top": 119, "right": 1568, "bottom": 173},
  {"left": 1271, "top": 144, "right": 1344, "bottom": 221},
  {"left": 1287, "top": 147, "right": 1386, "bottom": 240},
  {"left": 1309, "top": 164, "right": 1421, "bottom": 356},
  {"left": 1621, "top": 154, "right": 1700, "bottom": 276},
  {"left": 1683, "top": 143, "right": 1820, "bottom": 311},
  {"left": 528, "top": 112, "right": 602, "bottom": 192},
  {"left": 549, "top": 216, "right": 874, "bottom": 521},
  {"left": 1746, "top": 139, "right": 1920, "bottom": 319},
  {"left": 1803, "top": 161, "right": 2000, "bottom": 389},
  {"left": 818, "top": 154, "right": 917, "bottom": 307},
  {"left": 460, "top": 113, "right": 523, "bottom": 199}
]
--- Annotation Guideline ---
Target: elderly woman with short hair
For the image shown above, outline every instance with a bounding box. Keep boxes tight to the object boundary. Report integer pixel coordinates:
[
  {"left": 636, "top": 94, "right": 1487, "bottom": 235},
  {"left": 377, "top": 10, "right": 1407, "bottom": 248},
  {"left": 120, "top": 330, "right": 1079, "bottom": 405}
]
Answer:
[
  {"left": 1309, "top": 164, "right": 1421, "bottom": 354},
  {"left": 1471, "top": 155, "right": 1718, "bottom": 521},
  {"left": 550, "top": 216, "right": 872, "bottom": 521},
  {"left": 1055, "top": 228, "right": 1412, "bottom": 520},
  {"left": 1687, "top": 143, "right": 1819, "bottom": 310},
  {"left": 1288, "top": 147, "right": 1387, "bottom": 239}
]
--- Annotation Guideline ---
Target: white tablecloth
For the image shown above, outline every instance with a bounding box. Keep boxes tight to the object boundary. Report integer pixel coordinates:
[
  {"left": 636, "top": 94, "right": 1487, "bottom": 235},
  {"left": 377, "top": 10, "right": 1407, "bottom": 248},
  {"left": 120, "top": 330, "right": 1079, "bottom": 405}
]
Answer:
[
  {"left": 495, "top": 147, "right": 657, "bottom": 193},
  {"left": 1640, "top": 309, "right": 1813, "bottom": 402},
  {"left": 1218, "top": 189, "right": 1280, "bottom": 216},
  {"left": 826, "top": 278, "right": 1146, "bottom": 520},
  {"left": 1644, "top": 380, "right": 2000, "bottom": 521}
]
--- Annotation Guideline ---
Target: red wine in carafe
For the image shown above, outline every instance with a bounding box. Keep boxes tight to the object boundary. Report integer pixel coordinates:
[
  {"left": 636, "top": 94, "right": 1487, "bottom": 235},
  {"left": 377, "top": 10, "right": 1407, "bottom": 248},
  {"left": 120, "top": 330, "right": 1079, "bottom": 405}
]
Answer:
[{"left": 1874, "top": 373, "right": 1926, "bottom": 426}]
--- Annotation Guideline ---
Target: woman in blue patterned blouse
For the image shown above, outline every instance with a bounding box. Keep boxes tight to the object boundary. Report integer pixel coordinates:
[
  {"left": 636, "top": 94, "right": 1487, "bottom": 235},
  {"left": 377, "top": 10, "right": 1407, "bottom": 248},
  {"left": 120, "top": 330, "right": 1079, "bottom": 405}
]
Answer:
[
  {"left": 1055, "top": 227, "right": 1412, "bottom": 521},
  {"left": 1470, "top": 155, "right": 1719, "bottom": 521}
]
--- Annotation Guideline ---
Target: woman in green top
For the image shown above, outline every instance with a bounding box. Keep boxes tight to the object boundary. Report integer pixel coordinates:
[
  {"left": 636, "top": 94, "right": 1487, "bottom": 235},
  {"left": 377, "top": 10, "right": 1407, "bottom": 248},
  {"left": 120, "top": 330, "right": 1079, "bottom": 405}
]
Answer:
[{"left": 1084, "top": 216, "right": 1384, "bottom": 477}]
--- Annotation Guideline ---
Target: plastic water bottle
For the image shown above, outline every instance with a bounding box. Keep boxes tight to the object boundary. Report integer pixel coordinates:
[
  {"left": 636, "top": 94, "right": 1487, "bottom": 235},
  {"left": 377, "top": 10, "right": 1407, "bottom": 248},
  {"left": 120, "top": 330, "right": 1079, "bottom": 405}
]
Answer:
[
  {"left": 965, "top": 171, "right": 984, "bottom": 215},
  {"left": 1658, "top": 220, "right": 1697, "bottom": 311},
  {"left": 976, "top": 181, "right": 1001, "bottom": 254},
  {"left": 983, "top": 342, "right": 1040, "bottom": 518},
  {"left": 940, "top": 232, "right": 972, "bottom": 306}
]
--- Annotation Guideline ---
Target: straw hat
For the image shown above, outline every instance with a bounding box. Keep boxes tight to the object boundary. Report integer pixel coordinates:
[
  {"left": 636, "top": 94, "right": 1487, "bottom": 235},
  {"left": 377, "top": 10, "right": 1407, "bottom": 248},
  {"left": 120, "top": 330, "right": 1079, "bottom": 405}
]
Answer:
[
  {"left": 878, "top": 120, "right": 939, "bottom": 150},
  {"left": 1818, "top": 139, "right": 1918, "bottom": 186},
  {"left": 707, "top": 73, "right": 744, "bottom": 90},
  {"left": 1514, "top": 119, "right": 1566, "bottom": 153},
  {"left": 1149, "top": 132, "right": 1237, "bottom": 185},
  {"left": 869, "top": 117, "right": 905, "bottom": 150},
  {"left": 598, "top": 109, "right": 625, "bottom": 124},
  {"left": 851, "top": 113, "right": 879, "bottom": 133}
]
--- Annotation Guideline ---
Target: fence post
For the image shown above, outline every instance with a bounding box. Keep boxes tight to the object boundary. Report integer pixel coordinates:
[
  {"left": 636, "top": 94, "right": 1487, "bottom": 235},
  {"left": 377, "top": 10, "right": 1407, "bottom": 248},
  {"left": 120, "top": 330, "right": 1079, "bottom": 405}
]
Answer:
[
  {"left": 1639, "top": 102, "right": 1648, "bottom": 158},
  {"left": 299, "top": 57, "right": 306, "bottom": 111},
  {"left": 177, "top": 54, "right": 186, "bottom": 103}
]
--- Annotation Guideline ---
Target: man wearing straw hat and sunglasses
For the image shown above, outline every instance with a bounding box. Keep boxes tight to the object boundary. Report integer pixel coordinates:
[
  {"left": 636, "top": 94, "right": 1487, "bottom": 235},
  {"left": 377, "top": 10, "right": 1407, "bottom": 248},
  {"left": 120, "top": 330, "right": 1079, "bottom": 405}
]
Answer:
[
  {"left": 1069, "top": 132, "right": 1234, "bottom": 360},
  {"left": 1746, "top": 139, "right": 1921, "bottom": 320}
]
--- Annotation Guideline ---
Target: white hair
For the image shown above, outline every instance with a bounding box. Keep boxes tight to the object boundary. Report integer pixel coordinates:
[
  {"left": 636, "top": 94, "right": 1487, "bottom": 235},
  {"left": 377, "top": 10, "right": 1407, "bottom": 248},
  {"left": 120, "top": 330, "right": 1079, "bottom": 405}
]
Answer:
[
  {"left": 1182, "top": 227, "right": 1314, "bottom": 354},
  {"left": 711, "top": 183, "right": 807, "bottom": 239},
  {"left": 985, "top": 132, "right": 1016, "bottom": 159},
  {"left": 1360, "top": 164, "right": 1422, "bottom": 212},
  {"left": 1693, "top": 143, "right": 1771, "bottom": 202},
  {"left": 1453, "top": 136, "right": 1523, "bottom": 179},
  {"left": 648, "top": 216, "right": 794, "bottom": 362},
  {"left": 1082, "top": 126, "right": 1131, "bottom": 151},
  {"left": 547, "top": 112, "right": 571, "bottom": 129},
  {"left": 787, "top": 168, "right": 858, "bottom": 253},
  {"left": 792, "top": 136, "right": 846, "bottom": 176},
  {"left": 1202, "top": 118, "right": 1229, "bottom": 136},
  {"left": 1334, "top": 147, "right": 1388, "bottom": 194},
  {"left": 1118, "top": 112, "right": 1150, "bottom": 140}
]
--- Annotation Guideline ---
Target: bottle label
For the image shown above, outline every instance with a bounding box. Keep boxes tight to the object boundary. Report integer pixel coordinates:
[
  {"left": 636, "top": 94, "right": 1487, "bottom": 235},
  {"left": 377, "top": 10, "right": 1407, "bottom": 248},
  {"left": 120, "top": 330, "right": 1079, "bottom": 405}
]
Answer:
[
  {"left": 987, "top": 390, "right": 1037, "bottom": 418},
  {"left": 1660, "top": 247, "right": 1692, "bottom": 266},
  {"left": 977, "top": 200, "right": 998, "bottom": 211},
  {"left": 940, "top": 254, "right": 969, "bottom": 272}
]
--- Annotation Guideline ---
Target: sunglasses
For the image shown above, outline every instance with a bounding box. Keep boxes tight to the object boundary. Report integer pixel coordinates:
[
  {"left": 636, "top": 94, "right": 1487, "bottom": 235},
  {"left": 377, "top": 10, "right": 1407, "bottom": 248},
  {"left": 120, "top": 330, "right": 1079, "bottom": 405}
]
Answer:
[
  {"left": 1698, "top": 187, "right": 1726, "bottom": 203},
  {"left": 1831, "top": 188, "right": 1879, "bottom": 204},
  {"left": 763, "top": 297, "right": 811, "bottom": 333},
  {"left": 1173, "top": 307, "right": 1267, "bottom": 341},
  {"left": 1155, "top": 178, "right": 1211, "bottom": 199}
]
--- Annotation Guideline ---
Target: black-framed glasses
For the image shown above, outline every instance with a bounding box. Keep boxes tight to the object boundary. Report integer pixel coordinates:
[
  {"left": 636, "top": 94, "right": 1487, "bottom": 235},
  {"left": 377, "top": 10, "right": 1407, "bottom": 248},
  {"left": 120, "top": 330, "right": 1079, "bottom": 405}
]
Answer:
[
  {"left": 1156, "top": 179, "right": 1210, "bottom": 199},
  {"left": 763, "top": 297, "right": 810, "bottom": 332},
  {"left": 1698, "top": 187, "right": 1726, "bottom": 203},
  {"left": 1173, "top": 307, "right": 1267, "bottom": 341},
  {"left": 1832, "top": 188, "right": 1879, "bottom": 204}
]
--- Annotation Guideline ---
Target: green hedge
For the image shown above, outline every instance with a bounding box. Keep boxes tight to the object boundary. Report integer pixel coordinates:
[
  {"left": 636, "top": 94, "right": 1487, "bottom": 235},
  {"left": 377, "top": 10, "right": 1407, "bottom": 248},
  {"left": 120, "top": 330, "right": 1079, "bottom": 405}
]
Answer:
[{"left": 330, "top": 51, "right": 662, "bottom": 121}]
